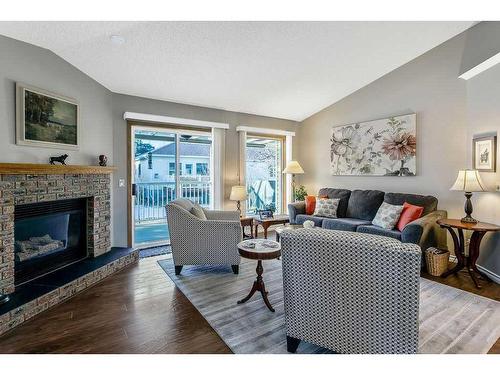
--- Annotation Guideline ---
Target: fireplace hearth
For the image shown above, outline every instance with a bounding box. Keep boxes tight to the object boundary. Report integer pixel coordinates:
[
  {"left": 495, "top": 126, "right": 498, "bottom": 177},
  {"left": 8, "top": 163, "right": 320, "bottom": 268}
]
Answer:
[{"left": 14, "top": 198, "right": 88, "bottom": 286}]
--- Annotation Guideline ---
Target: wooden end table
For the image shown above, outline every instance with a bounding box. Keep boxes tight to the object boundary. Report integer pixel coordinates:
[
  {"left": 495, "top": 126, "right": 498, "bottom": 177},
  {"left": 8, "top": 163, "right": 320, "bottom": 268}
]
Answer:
[
  {"left": 237, "top": 239, "right": 281, "bottom": 312},
  {"left": 253, "top": 215, "right": 290, "bottom": 239},
  {"left": 437, "top": 218, "right": 500, "bottom": 288},
  {"left": 240, "top": 217, "right": 254, "bottom": 239}
]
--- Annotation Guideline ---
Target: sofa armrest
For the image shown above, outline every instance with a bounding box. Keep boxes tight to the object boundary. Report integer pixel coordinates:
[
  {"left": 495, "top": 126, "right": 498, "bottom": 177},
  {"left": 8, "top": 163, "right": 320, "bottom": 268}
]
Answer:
[
  {"left": 288, "top": 202, "right": 306, "bottom": 224},
  {"left": 204, "top": 209, "right": 240, "bottom": 221},
  {"left": 401, "top": 210, "right": 448, "bottom": 250}
]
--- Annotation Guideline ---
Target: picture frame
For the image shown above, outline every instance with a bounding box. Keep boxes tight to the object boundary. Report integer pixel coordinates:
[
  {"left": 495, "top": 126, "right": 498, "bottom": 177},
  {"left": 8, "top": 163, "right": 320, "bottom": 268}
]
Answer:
[
  {"left": 473, "top": 135, "right": 496, "bottom": 172},
  {"left": 330, "top": 113, "right": 417, "bottom": 176},
  {"left": 258, "top": 209, "right": 274, "bottom": 219},
  {"left": 16, "top": 83, "right": 80, "bottom": 150}
]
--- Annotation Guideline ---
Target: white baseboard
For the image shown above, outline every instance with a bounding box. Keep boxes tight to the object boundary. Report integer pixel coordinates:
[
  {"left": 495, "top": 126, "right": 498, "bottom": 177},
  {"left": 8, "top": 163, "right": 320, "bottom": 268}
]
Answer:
[
  {"left": 447, "top": 255, "right": 500, "bottom": 284},
  {"left": 476, "top": 265, "right": 500, "bottom": 284}
]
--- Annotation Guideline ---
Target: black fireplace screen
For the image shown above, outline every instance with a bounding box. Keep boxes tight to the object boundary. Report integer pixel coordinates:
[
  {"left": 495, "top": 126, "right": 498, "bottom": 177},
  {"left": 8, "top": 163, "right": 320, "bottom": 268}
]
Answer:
[{"left": 14, "top": 198, "right": 88, "bottom": 285}]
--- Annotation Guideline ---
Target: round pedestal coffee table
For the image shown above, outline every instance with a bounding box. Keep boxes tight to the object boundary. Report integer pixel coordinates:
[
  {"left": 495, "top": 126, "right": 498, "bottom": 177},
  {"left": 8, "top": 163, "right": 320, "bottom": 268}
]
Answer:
[{"left": 237, "top": 239, "right": 281, "bottom": 312}]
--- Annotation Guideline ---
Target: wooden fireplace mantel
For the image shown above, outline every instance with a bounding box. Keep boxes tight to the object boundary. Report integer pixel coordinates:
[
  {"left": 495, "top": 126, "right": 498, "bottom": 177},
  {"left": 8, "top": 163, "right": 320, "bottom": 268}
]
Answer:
[{"left": 0, "top": 163, "right": 117, "bottom": 175}]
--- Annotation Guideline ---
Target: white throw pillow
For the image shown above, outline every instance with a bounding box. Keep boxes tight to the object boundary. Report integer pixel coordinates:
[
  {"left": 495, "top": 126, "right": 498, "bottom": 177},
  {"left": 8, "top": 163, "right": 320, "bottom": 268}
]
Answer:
[
  {"left": 313, "top": 198, "right": 340, "bottom": 218},
  {"left": 372, "top": 202, "right": 404, "bottom": 230}
]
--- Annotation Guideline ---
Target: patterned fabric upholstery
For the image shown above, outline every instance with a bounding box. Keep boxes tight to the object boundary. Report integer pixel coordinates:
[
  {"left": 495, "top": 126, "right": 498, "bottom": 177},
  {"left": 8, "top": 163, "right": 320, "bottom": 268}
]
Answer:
[
  {"left": 281, "top": 228, "right": 421, "bottom": 354},
  {"left": 166, "top": 199, "right": 242, "bottom": 267},
  {"left": 372, "top": 202, "right": 404, "bottom": 229}
]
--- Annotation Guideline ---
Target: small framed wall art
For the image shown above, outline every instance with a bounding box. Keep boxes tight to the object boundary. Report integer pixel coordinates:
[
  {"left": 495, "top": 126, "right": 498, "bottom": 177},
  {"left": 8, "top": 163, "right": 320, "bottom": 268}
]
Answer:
[{"left": 472, "top": 135, "right": 496, "bottom": 172}]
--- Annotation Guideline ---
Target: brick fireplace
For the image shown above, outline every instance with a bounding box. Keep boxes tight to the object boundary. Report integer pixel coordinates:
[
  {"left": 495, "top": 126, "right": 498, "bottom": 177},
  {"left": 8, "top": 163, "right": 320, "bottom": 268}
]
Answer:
[
  {"left": 0, "top": 163, "right": 138, "bottom": 336},
  {"left": 0, "top": 171, "right": 111, "bottom": 295}
]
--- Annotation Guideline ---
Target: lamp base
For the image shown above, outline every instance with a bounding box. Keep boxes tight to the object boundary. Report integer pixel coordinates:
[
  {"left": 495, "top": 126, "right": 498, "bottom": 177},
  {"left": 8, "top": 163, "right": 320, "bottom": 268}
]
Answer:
[
  {"left": 462, "top": 192, "right": 477, "bottom": 224},
  {"left": 460, "top": 215, "right": 478, "bottom": 224},
  {"left": 0, "top": 293, "right": 9, "bottom": 305}
]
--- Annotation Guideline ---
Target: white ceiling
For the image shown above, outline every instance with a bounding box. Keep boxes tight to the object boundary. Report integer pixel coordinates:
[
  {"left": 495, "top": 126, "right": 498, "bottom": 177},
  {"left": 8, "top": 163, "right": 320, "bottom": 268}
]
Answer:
[{"left": 0, "top": 21, "right": 474, "bottom": 121}]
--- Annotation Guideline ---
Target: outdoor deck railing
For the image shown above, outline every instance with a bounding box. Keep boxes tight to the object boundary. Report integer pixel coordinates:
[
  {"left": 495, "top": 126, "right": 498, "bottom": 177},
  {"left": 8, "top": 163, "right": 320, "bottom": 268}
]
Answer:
[{"left": 134, "top": 181, "right": 211, "bottom": 223}]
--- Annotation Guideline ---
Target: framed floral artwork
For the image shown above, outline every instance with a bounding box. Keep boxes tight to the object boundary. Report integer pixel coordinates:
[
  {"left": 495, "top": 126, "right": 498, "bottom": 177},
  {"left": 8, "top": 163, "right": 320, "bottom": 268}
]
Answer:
[
  {"left": 330, "top": 114, "right": 416, "bottom": 176},
  {"left": 473, "top": 135, "right": 496, "bottom": 172}
]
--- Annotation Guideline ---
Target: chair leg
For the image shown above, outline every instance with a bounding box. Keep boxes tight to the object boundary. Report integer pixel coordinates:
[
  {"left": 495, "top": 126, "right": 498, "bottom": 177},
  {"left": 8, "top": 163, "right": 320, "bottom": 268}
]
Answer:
[
  {"left": 286, "top": 336, "right": 301, "bottom": 353},
  {"left": 175, "top": 265, "right": 183, "bottom": 275},
  {"left": 231, "top": 265, "right": 239, "bottom": 275}
]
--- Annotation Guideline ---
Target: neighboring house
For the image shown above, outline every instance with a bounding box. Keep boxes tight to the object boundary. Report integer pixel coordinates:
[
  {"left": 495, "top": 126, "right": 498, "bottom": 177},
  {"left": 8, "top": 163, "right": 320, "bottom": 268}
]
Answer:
[
  {"left": 245, "top": 146, "right": 281, "bottom": 213},
  {"left": 135, "top": 142, "right": 211, "bottom": 182}
]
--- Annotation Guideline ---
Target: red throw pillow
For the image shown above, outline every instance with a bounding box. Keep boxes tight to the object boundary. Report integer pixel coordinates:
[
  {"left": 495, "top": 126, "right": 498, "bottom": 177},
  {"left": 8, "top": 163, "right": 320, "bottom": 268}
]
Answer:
[
  {"left": 396, "top": 202, "right": 424, "bottom": 231},
  {"left": 305, "top": 196, "right": 316, "bottom": 215}
]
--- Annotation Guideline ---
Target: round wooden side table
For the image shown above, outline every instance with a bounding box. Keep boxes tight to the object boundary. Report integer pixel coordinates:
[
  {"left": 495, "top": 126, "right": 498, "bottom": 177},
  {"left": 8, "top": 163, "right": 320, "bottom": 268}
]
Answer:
[
  {"left": 237, "top": 239, "right": 281, "bottom": 312},
  {"left": 437, "top": 218, "right": 500, "bottom": 288}
]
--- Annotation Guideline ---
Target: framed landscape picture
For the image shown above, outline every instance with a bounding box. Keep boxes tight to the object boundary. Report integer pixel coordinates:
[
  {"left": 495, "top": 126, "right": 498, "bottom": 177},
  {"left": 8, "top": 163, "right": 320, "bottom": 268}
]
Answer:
[
  {"left": 16, "top": 83, "right": 79, "bottom": 150},
  {"left": 330, "top": 113, "right": 417, "bottom": 176},
  {"left": 473, "top": 135, "right": 496, "bottom": 172}
]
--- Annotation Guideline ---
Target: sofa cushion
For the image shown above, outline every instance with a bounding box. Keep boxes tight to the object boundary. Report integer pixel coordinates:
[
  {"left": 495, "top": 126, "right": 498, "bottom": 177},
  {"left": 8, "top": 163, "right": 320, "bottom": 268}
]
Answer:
[
  {"left": 322, "top": 218, "right": 372, "bottom": 231},
  {"left": 372, "top": 202, "right": 404, "bottom": 230},
  {"left": 356, "top": 225, "right": 402, "bottom": 240},
  {"left": 305, "top": 196, "right": 316, "bottom": 215},
  {"left": 313, "top": 198, "right": 340, "bottom": 218},
  {"left": 396, "top": 202, "right": 424, "bottom": 231},
  {"left": 190, "top": 204, "right": 207, "bottom": 220},
  {"left": 318, "top": 188, "right": 351, "bottom": 218},
  {"left": 384, "top": 192, "right": 438, "bottom": 216},
  {"left": 346, "top": 190, "right": 385, "bottom": 220},
  {"left": 295, "top": 214, "right": 324, "bottom": 227}
]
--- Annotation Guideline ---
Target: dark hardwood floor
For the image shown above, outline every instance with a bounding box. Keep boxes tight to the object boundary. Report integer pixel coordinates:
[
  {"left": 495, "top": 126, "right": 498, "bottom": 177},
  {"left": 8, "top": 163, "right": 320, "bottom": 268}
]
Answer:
[
  {"left": 0, "top": 252, "right": 498, "bottom": 354},
  {"left": 0, "top": 254, "right": 230, "bottom": 354}
]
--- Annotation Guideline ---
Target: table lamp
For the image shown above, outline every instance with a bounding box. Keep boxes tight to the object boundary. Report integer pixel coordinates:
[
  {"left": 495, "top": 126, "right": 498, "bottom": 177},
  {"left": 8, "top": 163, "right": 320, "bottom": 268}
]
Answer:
[
  {"left": 283, "top": 161, "right": 304, "bottom": 201},
  {"left": 230, "top": 185, "right": 247, "bottom": 214},
  {"left": 450, "top": 169, "right": 486, "bottom": 224}
]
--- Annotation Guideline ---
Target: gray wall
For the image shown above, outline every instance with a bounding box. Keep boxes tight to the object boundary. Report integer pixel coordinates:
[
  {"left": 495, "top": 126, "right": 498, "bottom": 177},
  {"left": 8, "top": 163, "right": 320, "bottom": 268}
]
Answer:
[
  {"left": 0, "top": 34, "right": 299, "bottom": 249},
  {"left": 0, "top": 35, "right": 115, "bottom": 243},
  {"left": 298, "top": 31, "right": 468, "bottom": 220},
  {"left": 297, "top": 23, "right": 500, "bottom": 278},
  {"left": 0, "top": 35, "right": 114, "bottom": 165},
  {"left": 112, "top": 94, "right": 298, "bottom": 247},
  {"left": 465, "top": 62, "right": 500, "bottom": 277}
]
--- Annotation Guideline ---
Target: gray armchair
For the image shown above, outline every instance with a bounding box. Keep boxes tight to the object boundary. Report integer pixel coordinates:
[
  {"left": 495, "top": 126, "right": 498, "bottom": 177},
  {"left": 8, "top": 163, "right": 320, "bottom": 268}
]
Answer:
[
  {"left": 166, "top": 199, "right": 242, "bottom": 275},
  {"left": 281, "top": 228, "right": 421, "bottom": 354}
]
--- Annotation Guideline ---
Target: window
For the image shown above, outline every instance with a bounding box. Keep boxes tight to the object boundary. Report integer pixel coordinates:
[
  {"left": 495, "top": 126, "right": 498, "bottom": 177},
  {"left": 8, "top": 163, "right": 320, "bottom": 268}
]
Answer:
[
  {"left": 179, "top": 163, "right": 183, "bottom": 176},
  {"left": 245, "top": 136, "right": 283, "bottom": 215},
  {"left": 169, "top": 162, "right": 175, "bottom": 176},
  {"left": 196, "top": 162, "right": 209, "bottom": 175},
  {"left": 185, "top": 164, "right": 193, "bottom": 175}
]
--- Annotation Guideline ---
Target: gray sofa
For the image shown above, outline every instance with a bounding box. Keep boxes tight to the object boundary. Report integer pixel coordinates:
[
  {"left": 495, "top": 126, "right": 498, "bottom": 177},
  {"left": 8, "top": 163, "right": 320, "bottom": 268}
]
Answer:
[
  {"left": 288, "top": 188, "right": 447, "bottom": 252},
  {"left": 281, "top": 228, "right": 421, "bottom": 354}
]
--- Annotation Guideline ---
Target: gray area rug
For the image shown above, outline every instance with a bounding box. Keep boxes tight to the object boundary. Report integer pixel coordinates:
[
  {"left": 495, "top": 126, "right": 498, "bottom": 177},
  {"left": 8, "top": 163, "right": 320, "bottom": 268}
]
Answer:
[
  {"left": 139, "top": 245, "right": 171, "bottom": 259},
  {"left": 158, "top": 258, "right": 500, "bottom": 354}
]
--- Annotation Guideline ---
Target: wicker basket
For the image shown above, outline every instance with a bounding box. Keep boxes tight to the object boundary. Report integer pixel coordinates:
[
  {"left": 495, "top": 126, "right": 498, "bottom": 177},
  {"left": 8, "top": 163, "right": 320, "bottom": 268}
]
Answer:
[{"left": 425, "top": 247, "right": 450, "bottom": 276}]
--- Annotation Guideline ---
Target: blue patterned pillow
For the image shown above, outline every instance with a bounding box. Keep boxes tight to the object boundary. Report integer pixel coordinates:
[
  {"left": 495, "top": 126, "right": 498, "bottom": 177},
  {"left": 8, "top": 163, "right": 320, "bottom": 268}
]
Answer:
[{"left": 372, "top": 202, "right": 404, "bottom": 230}]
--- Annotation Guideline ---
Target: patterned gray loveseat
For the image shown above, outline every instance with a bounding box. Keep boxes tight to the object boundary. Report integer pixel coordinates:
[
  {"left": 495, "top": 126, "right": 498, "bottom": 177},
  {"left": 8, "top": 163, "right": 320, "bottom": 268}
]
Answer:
[
  {"left": 288, "top": 188, "right": 447, "bottom": 253},
  {"left": 281, "top": 228, "right": 421, "bottom": 354},
  {"left": 166, "top": 198, "right": 242, "bottom": 275}
]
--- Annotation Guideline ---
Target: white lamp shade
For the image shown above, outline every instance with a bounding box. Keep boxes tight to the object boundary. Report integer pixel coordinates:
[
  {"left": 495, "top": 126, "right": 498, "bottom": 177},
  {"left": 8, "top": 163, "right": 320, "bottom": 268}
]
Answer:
[
  {"left": 450, "top": 170, "right": 486, "bottom": 192},
  {"left": 283, "top": 161, "right": 304, "bottom": 174},
  {"left": 230, "top": 185, "right": 247, "bottom": 201}
]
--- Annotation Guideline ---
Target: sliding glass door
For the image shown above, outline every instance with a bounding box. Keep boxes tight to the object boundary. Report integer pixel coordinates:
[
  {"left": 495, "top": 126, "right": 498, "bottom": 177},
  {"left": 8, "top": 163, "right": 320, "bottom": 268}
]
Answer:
[
  {"left": 245, "top": 135, "right": 284, "bottom": 215},
  {"left": 131, "top": 126, "right": 213, "bottom": 248}
]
